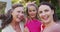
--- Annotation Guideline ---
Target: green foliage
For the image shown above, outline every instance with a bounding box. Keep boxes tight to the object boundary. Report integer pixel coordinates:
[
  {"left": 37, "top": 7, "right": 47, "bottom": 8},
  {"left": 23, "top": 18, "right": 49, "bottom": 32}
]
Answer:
[
  {"left": 12, "top": 0, "right": 20, "bottom": 4},
  {"left": 0, "top": 2, "right": 6, "bottom": 14},
  {"left": 51, "top": 0, "right": 60, "bottom": 19},
  {"left": 0, "top": 29, "right": 1, "bottom": 32},
  {"left": 35, "top": 0, "right": 40, "bottom": 6},
  {"left": 56, "top": 8, "right": 60, "bottom": 19},
  {"left": 12, "top": 0, "right": 40, "bottom": 6}
]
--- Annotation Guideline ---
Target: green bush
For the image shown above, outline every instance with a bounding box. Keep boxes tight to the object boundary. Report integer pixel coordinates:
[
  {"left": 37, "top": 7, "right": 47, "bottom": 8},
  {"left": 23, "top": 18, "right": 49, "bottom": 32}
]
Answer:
[
  {"left": 0, "top": 29, "right": 1, "bottom": 32},
  {"left": 56, "top": 8, "right": 60, "bottom": 20}
]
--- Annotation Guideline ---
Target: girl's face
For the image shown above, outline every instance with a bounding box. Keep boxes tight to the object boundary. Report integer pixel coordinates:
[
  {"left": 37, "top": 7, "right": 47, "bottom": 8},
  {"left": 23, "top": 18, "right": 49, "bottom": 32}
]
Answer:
[
  {"left": 28, "top": 6, "right": 37, "bottom": 18},
  {"left": 12, "top": 7, "right": 24, "bottom": 22},
  {"left": 38, "top": 5, "right": 54, "bottom": 24}
]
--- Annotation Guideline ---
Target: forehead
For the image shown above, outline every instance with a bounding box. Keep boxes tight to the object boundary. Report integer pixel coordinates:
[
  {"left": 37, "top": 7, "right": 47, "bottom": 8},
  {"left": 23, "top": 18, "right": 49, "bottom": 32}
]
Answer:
[
  {"left": 39, "top": 5, "right": 51, "bottom": 11},
  {"left": 28, "top": 6, "right": 36, "bottom": 10},
  {"left": 14, "top": 7, "right": 24, "bottom": 11}
]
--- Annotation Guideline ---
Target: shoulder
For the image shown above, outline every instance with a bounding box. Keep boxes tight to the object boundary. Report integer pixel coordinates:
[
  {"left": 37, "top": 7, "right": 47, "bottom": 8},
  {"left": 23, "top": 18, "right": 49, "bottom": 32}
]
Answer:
[
  {"left": 49, "top": 24, "right": 60, "bottom": 32},
  {"left": 43, "top": 23, "right": 60, "bottom": 32},
  {"left": 2, "top": 26, "right": 9, "bottom": 32},
  {"left": 2, "top": 28, "right": 7, "bottom": 32},
  {"left": 2, "top": 25, "right": 12, "bottom": 32}
]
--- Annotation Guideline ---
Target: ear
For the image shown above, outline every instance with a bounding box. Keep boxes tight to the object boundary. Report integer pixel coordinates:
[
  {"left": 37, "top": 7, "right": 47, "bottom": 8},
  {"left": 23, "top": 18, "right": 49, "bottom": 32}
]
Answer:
[{"left": 51, "top": 10, "right": 54, "bottom": 15}]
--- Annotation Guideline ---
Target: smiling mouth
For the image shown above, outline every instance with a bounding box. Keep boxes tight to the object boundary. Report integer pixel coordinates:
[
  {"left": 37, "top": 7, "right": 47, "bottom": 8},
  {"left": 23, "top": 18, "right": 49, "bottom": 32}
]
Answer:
[
  {"left": 18, "top": 17, "right": 23, "bottom": 19},
  {"left": 31, "top": 14, "right": 34, "bottom": 16},
  {"left": 42, "top": 16, "right": 49, "bottom": 20}
]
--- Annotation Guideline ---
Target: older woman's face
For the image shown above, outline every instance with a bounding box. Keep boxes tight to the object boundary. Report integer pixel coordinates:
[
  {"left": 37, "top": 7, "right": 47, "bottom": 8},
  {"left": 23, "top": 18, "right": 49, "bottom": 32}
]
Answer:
[
  {"left": 12, "top": 7, "right": 24, "bottom": 22},
  {"left": 38, "top": 5, "right": 54, "bottom": 24}
]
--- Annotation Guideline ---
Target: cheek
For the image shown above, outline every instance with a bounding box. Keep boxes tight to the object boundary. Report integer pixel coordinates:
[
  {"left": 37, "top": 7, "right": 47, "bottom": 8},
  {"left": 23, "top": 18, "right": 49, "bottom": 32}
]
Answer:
[
  {"left": 39, "top": 14, "right": 41, "bottom": 17},
  {"left": 19, "top": 14, "right": 24, "bottom": 18},
  {"left": 39, "top": 14, "right": 41, "bottom": 18},
  {"left": 12, "top": 12, "right": 18, "bottom": 19},
  {"left": 28, "top": 12, "right": 31, "bottom": 15},
  {"left": 34, "top": 11, "right": 37, "bottom": 14},
  {"left": 47, "top": 10, "right": 53, "bottom": 15},
  {"left": 47, "top": 12, "right": 52, "bottom": 17}
]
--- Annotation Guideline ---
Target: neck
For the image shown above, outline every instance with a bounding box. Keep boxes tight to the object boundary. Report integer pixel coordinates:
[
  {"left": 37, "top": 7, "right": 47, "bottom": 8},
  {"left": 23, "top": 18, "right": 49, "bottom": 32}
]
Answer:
[
  {"left": 28, "top": 16, "right": 36, "bottom": 20},
  {"left": 44, "top": 20, "right": 55, "bottom": 27},
  {"left": 10, "top": 20, "right": 20, "bottom": 26}
]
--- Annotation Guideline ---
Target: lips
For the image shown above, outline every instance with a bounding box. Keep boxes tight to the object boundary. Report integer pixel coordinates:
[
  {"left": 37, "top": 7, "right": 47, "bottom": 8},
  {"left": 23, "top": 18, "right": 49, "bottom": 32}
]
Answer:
[
  {"left": 17, "top": 15, "right": 24, "bottom": 20},
  {"left": 41, "top": 15, "right": 49, "bottom": 20}
]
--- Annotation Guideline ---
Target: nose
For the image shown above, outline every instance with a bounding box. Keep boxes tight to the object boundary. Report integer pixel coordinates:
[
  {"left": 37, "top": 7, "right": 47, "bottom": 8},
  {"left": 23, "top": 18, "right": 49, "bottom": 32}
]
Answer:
[
  {"left": 18, "top": 12, "right": 24, "bottom": 17},
  {"left": 41, "top": 12, "right": 46, "bottom": 16},
  {"left": 19, "top": 13, "right": 24, "bottom": 16},
  {"left": 31, "top": 11, "right": 35, "bottom": 14}
]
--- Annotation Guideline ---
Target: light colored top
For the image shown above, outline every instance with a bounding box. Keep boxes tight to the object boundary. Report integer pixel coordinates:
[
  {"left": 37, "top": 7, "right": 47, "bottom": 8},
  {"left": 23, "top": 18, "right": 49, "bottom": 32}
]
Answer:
[{"left": 2, "top": 22, "right": 24, "bottom": 32}]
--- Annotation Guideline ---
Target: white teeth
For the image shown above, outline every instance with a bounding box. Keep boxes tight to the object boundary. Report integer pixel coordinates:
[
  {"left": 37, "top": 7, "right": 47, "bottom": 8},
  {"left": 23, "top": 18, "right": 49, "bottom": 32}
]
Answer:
[{"left": 42, "top": 16, "right": 48, "bottom": 20}]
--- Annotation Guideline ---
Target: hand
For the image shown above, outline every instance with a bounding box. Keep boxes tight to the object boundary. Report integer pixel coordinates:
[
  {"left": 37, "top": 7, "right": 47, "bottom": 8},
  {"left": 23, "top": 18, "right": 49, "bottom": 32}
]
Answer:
[{"left": 24, "top": 27, "right": 29, "bottom": 32}]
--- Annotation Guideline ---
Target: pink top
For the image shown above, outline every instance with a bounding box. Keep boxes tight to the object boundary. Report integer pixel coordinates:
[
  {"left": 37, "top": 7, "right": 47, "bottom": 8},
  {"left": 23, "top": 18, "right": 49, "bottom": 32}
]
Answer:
[{"left": 25, "top": 18, "right": 42, "bottom": 32}]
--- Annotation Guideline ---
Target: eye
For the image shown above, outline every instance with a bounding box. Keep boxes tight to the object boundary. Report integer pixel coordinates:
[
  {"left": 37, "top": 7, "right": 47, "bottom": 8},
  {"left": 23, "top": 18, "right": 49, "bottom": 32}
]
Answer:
[
  {"left": 39, "top": 11, "right": 42, "bottom": 14},
  {"left": 44, "top": 9, "right": 49, "bottom": 12},
  {"left": 33, "top": 10, "right": 35, "bottom": 12},
  {"left": 22, "top": 11, "right": 25, "bottom": 14},
  {"left": 17, "top": 11, "right": 20, "bottom": 13},
  {"left": 28, "top": 10, "right": 32, "bottom": 12}
]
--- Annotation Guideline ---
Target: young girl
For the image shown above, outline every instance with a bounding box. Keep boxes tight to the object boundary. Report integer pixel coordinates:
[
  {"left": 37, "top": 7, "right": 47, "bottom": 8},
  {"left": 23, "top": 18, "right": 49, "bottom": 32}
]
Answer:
[
  {"left": 38, "top": 2, "right": 60, "bottom": 32},
  {"left": 24, "top": 3, "right": 42, "bottom": 32},
  {"left": 1, "top": 4, "right": 25, "bottom": 32}
]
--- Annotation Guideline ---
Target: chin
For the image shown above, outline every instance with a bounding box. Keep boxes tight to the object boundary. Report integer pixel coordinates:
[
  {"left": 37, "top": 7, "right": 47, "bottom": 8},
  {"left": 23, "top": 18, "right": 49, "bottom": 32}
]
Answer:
[
  {"left": 31, "top": 16, "right": 35, "bottom": 18},
  {"left": 16, "top": 19, "right": 21, "bottom": 22},
  {"left": 45, "top": 20, "right": 51, "bottom": 24},
  {"left": 42, "top": 19, "right": 50, "bottom": 24},
  {"left": 17, "top": 20, "right": 21, "bottom": 22}
]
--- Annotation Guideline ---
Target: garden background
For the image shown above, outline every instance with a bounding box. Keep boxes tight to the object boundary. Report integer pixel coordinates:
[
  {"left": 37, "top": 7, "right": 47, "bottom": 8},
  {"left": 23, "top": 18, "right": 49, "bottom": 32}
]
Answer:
[{"left": 0, "top": 0, "right": 60, "bottom": 32}]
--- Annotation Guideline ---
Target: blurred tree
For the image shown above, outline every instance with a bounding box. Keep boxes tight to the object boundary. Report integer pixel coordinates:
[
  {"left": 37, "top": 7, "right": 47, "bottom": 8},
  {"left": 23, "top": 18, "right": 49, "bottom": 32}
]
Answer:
[
  {"left": 51, "top": 0, "right": 60, "bottom": 19},
  {"left": 0, "top": 2, "right": 6, "bottom": 14},
  {"left": 12, "top": 0, "right": 40, "bottom": 12},
  {"left": 12, "top": 0, "right": 19, "bottom": 4},
  {"left": 40, "top": 0, "right": 50, "bottom": 2},
  {"left": 12, "top": 0, "right": 40, "bottom": 6}
]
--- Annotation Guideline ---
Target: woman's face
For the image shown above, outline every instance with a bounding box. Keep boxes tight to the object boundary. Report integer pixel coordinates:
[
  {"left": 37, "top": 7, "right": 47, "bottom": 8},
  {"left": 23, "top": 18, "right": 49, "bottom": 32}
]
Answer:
[
  {"left": 38, "top": 5, "right": 54, "bottom": 24},
  {"left": 28, "top": 6, "right": 37, "bottom": 18},
  {"left": 12, "top": 7, "right": 24, "bottom": 22}
]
